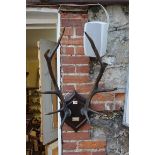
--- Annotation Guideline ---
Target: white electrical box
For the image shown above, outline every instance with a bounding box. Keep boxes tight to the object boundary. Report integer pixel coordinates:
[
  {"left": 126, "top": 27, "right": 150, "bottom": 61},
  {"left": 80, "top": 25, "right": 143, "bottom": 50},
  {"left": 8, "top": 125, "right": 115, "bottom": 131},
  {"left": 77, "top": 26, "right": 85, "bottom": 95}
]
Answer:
[{"left": 84, "top": 21, "right": 109, "bottom": 57}]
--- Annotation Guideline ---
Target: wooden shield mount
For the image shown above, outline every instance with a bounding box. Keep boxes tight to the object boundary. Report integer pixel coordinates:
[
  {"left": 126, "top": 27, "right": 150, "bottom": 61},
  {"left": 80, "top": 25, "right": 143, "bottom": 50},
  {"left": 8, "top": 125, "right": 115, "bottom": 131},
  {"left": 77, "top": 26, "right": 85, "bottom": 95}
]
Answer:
[{"left": 61, "top": 91, "right": 89, "bottom": 132}]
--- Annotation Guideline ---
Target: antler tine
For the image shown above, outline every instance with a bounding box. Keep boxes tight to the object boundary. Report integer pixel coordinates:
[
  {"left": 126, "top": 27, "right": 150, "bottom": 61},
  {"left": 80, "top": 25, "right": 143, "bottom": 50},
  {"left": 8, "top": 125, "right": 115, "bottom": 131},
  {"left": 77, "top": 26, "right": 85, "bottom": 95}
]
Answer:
[
  {"left": 41, "top": 28, "right": 67, "bottom": 118},
  {"left": 81, "top": 108, "right": 91, "bottom": 124},
  {"left": 88, "top": 108, "right": 101, "bottom": 114},
  {"left": 39, "top": 89, "right": 64, "bottom": 114},
  {"left": 85, "top": 32, "right": 117, "bottom": 99},
  {"left": 43, "top": 50, "right": 63, "bottom": 101},
  {"left": 45, "top": 27, "right": 65, "bottom": 60},
  {"left": 44, "top": 27, "right": 66, "bottom": 104},
  {"left": 97, "top": 88, "right": 117, "bottom": 93},
  {"left": 60, "top": 108, "right": 71, "bottom": 129},
  {"left": 85, "top": 32, "right": 103, "bottom": 66},
  {"left": 84, "top": 32, "right": 108, "bottom": 107},
  {"left": 42, "top": 28, "right": 72, "bottom": 129},
  {"left": 40, "top": 91, "right": 58, "bottom": 95},
  {"left": 80, "top": 32, "right": 117, "bottom": 123},
  {"left": 45, "top": 108, "right": 64, "bottom": 115}
]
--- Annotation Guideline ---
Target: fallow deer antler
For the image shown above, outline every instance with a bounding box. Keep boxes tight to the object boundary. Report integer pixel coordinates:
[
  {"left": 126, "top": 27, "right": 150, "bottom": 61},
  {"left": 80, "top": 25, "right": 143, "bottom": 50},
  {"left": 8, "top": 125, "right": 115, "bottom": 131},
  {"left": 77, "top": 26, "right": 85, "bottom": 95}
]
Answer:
[
  {"left": 81, "top": 32, "right": 117, "bottom": 123},
  {"left": 40, "top": 28, "right": 71, "bottom": 128}
]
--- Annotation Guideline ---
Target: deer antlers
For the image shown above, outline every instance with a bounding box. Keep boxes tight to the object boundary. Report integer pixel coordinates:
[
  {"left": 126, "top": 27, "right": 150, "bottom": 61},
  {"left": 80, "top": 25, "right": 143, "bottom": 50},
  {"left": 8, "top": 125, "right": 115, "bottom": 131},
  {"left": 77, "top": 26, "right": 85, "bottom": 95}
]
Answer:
[
  {"left": 41, "top": 28, "right": 71, "bottom": 128},
  {"left": 80, "top": 32, "right": 117, "bottom": 123},
  {"left": 41, "top": 28, "right": 116, "bottom": 129}
]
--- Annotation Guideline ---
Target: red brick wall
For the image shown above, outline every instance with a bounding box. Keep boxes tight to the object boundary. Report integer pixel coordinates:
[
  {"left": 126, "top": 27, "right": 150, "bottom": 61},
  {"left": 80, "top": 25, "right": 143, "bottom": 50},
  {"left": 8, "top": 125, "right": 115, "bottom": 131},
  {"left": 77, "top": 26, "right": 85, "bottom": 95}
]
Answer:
[{"left": 60, "top": 12, "right": 125, "bottom": 155}]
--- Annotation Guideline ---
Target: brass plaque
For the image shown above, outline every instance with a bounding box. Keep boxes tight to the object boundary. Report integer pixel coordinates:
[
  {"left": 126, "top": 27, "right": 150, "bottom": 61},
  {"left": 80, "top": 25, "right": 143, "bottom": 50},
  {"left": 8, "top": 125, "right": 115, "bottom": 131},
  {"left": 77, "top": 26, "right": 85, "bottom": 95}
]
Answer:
[
  {"left": 73, "top": 101, "right": 78, "bottom": 104},
  {"left": 72, "top": 117, "right": 79, "bottom": 121}
]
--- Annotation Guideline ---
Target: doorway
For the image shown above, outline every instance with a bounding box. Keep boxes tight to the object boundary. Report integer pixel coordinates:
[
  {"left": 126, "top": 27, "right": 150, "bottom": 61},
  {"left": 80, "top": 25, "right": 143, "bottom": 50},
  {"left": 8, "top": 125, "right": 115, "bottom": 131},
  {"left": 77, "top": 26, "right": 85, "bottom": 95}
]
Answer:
[{"left": 26, "top": 8, "right": 60, "bottom": 155}]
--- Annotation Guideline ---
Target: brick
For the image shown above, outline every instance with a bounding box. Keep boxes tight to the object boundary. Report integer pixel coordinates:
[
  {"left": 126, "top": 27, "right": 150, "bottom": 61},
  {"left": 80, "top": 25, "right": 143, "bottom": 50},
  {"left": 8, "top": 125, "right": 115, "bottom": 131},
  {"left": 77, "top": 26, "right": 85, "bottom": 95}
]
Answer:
[
  {"left": 62, "top": 123, "right": 74, "bottom": 131},
  {"left": 63, "top": 123, "right": 91, "bottom": 131},
  {"left": 61, "top": 18, "right": 87, "bottom": 27},
  {"left": 90, "top": 103, "right": 104, "bottom": 111},
  {"left": 27, "top": 0, "right": 32, "bottom": 3},
  {"left": 61, "top": 56, "right": 89, "bottom": 64},
  {"left": 76, "top": 84, "right": 93, "bottom": 93},
  {"left": 115, "top": 103, "right": 122, "bottom": 110},
  {"left": 63, "top": 75, "right": 90, "bottom": 83},
  {"left": 115, "top": 93, "right": 125, "bottom": 101},
  {"left": 61, "top": 13, "right": 88, "bottom": 19},
  {"left": 76, "top": 27, "right": 84, "bottom": 36},
  {"left": 66, "top": 47, "right": 74, "bottom": 55},
  {"left": 75, "top": 47, "right": 84, "bottom": 55},
  {"left": 63, "top": 142, "right": 77, "bottom": 150},
  {"left": 61, "top": 47, "right": 74, "bottom": 55},
  {"left": 79, "top": 123, "right": 92, "bottom": 131},
  {"left": 64, "top": 27, "right": 73, "bottom": 36},
  {"left": 92, "top": 93, "right": 114, "bottom": 101},
  {"left": 61, "top": 37, "right": 83, "bottom": 46},
  {"left": 63, "top": 152, "right": 91, "bottom": 155},
  {"left": 62, "top": 65, "right": 75, "bottom": 73},
  {"left": 63, "top": 132, "right": 90, "bottom": 140},
  {"left": 92, "top": 151, "right": 106, "bottom": 155},
  {"left": 62, "top": 85, "right": 75, "bottom": 93},
  {"left": 76, "top": 66, "right": 89, "bottom": 73},
  {"left": 79, "top": 140, "right": 106, "bottom": 149}
]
